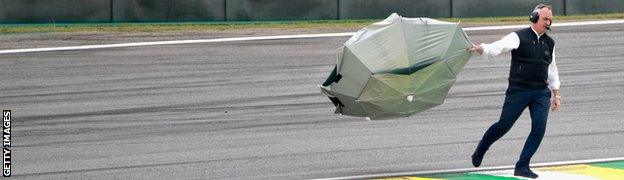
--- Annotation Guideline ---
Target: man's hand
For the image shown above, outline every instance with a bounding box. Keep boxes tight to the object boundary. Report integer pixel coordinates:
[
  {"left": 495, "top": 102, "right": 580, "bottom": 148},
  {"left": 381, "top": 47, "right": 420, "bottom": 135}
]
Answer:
[
  {"left": 551, "top": 97, "right": 560, "bottom": 112},
  {"left": 468, "top": 43, "right": 484, "bottom": 55},
  {"left": 551, "top": 89, "right": 561, "bottom": 112}
]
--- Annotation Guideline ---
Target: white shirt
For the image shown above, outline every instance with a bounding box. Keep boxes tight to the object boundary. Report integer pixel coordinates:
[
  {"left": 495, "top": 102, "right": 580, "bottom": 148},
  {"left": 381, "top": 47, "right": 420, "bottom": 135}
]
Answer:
[{"left": 479, "top": 28, "right": 560, "bottom": 90}]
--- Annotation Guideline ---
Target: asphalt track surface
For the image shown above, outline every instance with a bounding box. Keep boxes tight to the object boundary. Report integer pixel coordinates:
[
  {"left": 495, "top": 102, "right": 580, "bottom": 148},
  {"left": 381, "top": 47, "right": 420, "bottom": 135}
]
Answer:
[{"left": 1, "top": 23, "right": 624, "bottom": 179}]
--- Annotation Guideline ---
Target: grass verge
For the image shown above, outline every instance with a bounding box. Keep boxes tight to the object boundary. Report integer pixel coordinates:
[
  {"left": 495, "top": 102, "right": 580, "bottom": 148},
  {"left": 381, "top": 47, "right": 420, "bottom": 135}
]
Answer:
[{"left": 1, "top": 13, "right": 623, "bottom": 34}]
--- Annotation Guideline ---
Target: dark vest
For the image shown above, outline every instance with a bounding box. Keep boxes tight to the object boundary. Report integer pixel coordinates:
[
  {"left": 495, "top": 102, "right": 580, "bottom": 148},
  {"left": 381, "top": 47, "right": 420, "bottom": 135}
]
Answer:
[{"left": 509, "top": 28, "right": 555, "bottom": 89}]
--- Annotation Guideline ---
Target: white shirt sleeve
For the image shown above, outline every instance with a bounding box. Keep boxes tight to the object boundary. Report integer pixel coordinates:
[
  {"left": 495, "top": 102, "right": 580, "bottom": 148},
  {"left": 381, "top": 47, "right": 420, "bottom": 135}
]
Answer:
[
  {"left": 547, "top": 48, "right": 560, "bottom": 90},
  {"left": 480, "top": 32, "right": 520, "bottom": 59}
]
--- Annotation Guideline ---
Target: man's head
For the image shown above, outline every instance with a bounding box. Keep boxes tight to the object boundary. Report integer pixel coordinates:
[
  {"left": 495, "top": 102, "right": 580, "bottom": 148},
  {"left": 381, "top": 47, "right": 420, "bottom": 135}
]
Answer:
[{"left": 530, "top": 4, "right": 553, "bottom": 34}]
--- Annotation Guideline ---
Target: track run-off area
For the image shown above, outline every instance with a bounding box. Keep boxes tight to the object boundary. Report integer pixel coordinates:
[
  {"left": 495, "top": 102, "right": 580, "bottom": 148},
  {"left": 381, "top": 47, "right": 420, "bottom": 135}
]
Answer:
[{"left": 1, "top": 20, "right": 623, "bottom": 179}]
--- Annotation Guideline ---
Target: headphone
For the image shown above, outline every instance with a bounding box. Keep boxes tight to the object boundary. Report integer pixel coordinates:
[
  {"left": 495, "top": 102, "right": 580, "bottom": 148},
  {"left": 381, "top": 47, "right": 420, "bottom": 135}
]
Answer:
[
  {"left": 529, "top": 4, "right": 552, "bottom": 29},
  {"left": 529, "top": 8, "right": 540, "bottom": 23}
]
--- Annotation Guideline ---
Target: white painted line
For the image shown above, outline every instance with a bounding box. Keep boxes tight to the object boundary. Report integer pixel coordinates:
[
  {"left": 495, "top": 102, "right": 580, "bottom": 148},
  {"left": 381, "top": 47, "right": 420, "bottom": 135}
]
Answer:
[
  {"left": 314, "top": 157, "right": 624, "bottom": 180},
  {"left": 0, "top": 32, "right": 354, "bottom": 54},
  {"left": 463, "top": 19, "right": 624, "bottom": 31},
  {"left": 464, "top": 24, "right": 529, "bottom": 31},
  {"left": 1, "top": 19, "right": 624, "bottom": 55},
  {"left": 550, "top": 19, "right": 624, "bottom": 27}
]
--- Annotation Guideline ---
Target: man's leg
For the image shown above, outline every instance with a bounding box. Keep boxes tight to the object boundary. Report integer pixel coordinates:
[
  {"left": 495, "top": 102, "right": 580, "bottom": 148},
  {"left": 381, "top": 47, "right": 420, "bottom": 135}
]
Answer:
[
  {"left": 516, "top": 88, "right": 551, "bottom": 169},
  {"left": 472, "top": 86, "right": 531, "bottom": 167}
]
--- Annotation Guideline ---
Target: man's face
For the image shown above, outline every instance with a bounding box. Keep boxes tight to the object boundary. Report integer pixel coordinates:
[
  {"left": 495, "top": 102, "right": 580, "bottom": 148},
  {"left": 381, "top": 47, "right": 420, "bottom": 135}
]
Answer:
[{"left": 533, "top": 8, "right": 553, "bottom": 34}]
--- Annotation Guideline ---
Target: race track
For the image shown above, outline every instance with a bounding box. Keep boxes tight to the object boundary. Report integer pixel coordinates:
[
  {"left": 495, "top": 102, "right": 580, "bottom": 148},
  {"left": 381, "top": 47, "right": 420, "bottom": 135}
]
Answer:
[{"left": 1, "top": 23, "right": 624, "bottom": 179}]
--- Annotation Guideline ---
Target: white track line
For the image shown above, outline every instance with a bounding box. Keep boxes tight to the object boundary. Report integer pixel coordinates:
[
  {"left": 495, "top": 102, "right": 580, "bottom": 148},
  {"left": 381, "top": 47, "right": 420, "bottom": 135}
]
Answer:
[
  {"left": 1, "top": 19, "right": 623, "bottom": 55},
  {"left": 0, "top": 32, "right": 354, "bottom": 54},
  {"left": 315, "top": 157, "right": 624, "bottom": 180},
  {"left": 464, "top": 19, "right": 624, "bottom": 31}
]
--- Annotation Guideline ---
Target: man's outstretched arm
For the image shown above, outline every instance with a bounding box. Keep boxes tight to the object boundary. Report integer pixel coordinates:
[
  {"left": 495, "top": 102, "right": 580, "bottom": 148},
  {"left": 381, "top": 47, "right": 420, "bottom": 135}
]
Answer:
[{"left": 468, "top": 32, "right": 520, "bottom": 58}]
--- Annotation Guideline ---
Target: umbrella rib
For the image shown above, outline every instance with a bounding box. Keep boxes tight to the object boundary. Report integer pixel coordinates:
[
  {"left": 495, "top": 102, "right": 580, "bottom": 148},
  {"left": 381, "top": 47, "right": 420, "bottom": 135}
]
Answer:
[
  {"left": 443, "top": 25, "right": 470, "bottom": 77},
  {"left": 440, "top": 25, "right": 460, "bottom": 77},
  {"left": 441, "top": 24, "right": 459, "bottom": 59},
  {"left": 357, "top": 68, "right": 410, "bottom": 119},
  {"left": 398, "top": 17, "right": 411, "bottom": 74},
  {"left": 356, "top": 78, "right": 374, "bottom": 119},
  {"left": 444, "top": 59, "right": 458, "bottom": 77}
]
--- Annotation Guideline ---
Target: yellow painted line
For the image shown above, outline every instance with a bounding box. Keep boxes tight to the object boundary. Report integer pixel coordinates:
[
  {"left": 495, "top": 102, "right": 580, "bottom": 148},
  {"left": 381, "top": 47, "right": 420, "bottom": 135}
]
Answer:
[
  {"left": 537, "top": 164, "right": 624, "bottom": 180},
  {"left": 378, "top": 177, "right": 442, "bottom": 180},
  {"left": 477, "top": 169, "right": 597, "bottom": 179},
  {"left": 318, "top": 158, "right": 624, "bottom": 180}
]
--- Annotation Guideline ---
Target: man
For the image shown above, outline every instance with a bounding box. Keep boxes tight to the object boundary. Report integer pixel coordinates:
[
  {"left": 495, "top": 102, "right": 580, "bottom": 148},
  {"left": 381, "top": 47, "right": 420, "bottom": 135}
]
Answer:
[{"left": 467, "top": 4, "right": 561, "bottom": 179}]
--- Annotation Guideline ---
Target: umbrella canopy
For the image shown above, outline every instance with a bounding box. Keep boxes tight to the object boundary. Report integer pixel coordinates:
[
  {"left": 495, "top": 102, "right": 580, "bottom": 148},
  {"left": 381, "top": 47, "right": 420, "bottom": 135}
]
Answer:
[{"left": 320, "top": 13, "right": 472, "bottom": 120}]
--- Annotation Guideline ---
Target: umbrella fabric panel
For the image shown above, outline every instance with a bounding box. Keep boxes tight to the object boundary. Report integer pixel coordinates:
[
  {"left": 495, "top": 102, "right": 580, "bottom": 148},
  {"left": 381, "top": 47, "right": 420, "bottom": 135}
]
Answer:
[
  {"left": 333, "top": 47, "right": 373, "bottom": 98},
  {"left": 324, "top": 89, "right": 369, "bottom": 117},
  {"left": 344, "top": 13, "right": 402, "bottom": 45},
  {"left": 358, "top": 73, "right": 413, "bottom": 120},
  {"left": 409, "top": 60, "right": 456, "bottom": 106},
  {"left": 402, "top": 22, "right": 459, "bottom": 71},
  {"left": 344, "top": 19, "right": 410, "bottom": 74},
  {"left": 357, "top": 59, "right": 457, "bottom": 120},
  {"left": 442, "top": 27, "right": 472, "bottom": 75},
  {"left": 402, "top": 17, "right": 455, "bottom": 26}
]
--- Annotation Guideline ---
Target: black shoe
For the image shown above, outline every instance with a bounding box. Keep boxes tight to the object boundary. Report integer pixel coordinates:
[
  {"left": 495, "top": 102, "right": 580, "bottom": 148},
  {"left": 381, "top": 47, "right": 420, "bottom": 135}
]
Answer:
[
  {"left": 514, "top": 167, "right": 539, "bottom": 179},
  {"left": 471, "top": 147, "right": 487, "bottom": 167}
]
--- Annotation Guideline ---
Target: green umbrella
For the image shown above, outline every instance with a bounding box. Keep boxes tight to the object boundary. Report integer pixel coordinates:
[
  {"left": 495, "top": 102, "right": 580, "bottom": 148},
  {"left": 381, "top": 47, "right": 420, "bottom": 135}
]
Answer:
[{"left": 320, "top": 13, "right": 472, "bottom": 120}]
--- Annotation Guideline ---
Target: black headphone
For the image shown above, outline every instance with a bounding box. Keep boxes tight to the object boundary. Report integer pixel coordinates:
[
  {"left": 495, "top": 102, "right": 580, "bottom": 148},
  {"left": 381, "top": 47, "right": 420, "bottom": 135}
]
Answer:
[{"left": 529, "top": 9, "right": 540, "bottom": 23}]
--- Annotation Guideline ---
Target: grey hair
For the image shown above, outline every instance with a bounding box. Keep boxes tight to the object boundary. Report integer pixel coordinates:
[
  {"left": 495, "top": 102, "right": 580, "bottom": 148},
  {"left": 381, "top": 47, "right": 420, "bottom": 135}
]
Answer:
[{"left": 533, "top": 3, "right": 552, "bottom": 13}]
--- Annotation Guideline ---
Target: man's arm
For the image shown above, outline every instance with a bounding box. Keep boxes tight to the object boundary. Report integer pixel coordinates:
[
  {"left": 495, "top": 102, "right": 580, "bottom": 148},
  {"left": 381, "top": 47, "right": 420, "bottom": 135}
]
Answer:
[
  {"left": 548, "top": 48, "right": 561, "bottom": 112},
  {"left": 468, "top": 32, "right": 520, "bottom": 58}
]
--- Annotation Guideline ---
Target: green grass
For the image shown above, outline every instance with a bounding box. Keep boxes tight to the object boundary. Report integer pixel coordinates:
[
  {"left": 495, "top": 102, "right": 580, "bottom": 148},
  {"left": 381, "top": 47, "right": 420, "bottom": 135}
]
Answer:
[{"left": 1, "top": 13, "right": 623, "bottom": 34}]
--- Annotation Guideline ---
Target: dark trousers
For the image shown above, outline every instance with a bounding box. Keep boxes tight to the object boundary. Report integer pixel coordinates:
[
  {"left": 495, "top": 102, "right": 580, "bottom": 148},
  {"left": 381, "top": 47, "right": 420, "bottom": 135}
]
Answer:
[{"left": 476, "top": 85, "right": 551, "bottom": 169}]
